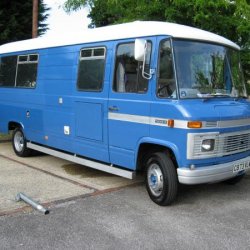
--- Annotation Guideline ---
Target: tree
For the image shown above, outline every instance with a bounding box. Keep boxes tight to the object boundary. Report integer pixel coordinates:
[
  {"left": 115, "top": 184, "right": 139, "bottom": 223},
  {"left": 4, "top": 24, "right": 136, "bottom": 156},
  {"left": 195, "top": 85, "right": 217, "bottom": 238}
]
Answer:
[
  {"left": 0, "top": 0, "right": 50, "bottom": 45},
  {"left": 64, "top": 0, "right": 89, "bottom": 12},
  {"left": 63, "top": 0, "right": 168, "bottom": 27},
  {"left": 64, "top": 0, "right": 249, "bottom": 86},
  {"left": 165, "top": 0, "right": 250, "bottom": 87}
]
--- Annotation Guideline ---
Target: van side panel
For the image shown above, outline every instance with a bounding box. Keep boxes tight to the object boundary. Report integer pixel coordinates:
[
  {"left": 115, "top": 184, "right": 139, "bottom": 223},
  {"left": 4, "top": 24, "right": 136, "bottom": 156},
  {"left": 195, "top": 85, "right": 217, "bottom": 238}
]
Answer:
[{"left": 0, "top": 43, "right": 111, "bottom": 163}]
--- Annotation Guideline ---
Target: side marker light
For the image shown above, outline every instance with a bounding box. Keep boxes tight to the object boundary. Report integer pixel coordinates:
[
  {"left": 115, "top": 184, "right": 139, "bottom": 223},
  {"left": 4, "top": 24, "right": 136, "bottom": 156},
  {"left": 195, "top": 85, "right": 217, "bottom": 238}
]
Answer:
[{"left": 167, "top": 119, "right": 175, "bottom": 127}]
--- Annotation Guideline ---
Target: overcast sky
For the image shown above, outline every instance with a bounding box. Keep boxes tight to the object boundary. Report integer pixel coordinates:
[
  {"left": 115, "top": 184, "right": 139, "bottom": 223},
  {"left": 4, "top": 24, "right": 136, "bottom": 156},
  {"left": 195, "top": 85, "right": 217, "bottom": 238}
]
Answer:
[{"left": 43, "top": 0, "right": 90, "bottom": 37}]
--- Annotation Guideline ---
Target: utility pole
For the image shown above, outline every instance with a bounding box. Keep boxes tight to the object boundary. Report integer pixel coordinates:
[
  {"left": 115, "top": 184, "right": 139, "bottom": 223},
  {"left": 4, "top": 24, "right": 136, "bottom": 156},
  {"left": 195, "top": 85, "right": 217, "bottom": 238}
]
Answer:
[{"left": 32, "top": 0, "right": 38, "bottom": 38}]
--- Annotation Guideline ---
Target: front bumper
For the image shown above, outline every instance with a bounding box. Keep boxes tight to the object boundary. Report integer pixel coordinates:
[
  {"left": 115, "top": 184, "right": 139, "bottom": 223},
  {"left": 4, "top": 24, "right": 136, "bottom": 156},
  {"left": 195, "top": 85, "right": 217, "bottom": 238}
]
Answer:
[{"left": 177, "top": 155, "right": 250, "bottom": 185}]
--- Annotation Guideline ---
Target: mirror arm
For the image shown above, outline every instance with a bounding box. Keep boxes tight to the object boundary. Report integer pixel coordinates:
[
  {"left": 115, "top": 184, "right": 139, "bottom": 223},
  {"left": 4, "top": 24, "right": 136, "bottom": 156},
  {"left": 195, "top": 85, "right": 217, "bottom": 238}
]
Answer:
[
  {"left": 141, "top": 42, "right": 153, "bottom": 80},
  {"left": 142, "top": 61, "right": 152, "bottom": 80},
  {"left": 134, "top": 38, "right": 153, "bottom": 80}
]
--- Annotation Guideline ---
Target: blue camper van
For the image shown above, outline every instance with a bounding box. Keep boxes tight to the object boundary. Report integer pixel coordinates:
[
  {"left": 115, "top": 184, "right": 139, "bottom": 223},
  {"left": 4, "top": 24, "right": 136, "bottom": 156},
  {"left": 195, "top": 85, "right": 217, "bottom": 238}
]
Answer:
[{"left": 0, "top": 21, "right": 249, "bottom": 205}]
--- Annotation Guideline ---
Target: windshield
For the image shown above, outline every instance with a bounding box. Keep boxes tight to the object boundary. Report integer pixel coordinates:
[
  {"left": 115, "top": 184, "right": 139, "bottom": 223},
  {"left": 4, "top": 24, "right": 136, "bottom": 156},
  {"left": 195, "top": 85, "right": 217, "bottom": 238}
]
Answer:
[{"left": 173, "top": 40, "right": 247, "bottom": 99}]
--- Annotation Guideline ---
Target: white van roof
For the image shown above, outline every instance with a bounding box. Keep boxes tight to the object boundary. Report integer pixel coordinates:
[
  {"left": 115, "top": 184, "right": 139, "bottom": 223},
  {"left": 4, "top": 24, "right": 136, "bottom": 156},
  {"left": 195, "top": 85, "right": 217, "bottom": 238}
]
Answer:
[{"left": 0, "top": 21, "right": 240, "bottom": 54}]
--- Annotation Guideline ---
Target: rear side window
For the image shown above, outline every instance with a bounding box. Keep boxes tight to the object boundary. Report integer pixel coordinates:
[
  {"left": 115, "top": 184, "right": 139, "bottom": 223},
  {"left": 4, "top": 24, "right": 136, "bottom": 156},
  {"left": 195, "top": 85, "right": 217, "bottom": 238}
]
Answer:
[
  {"left": 16, "top": 54, "right": 39, "bottom": 88},
  {"left": 77, "top": 47, "right": 106, "bottom": 91},
  {"left": 0, "top": 53, "right": 39, "bottom": 88},
  {"left": 0, "top": 56, "right": 17, "bottom": 87}
]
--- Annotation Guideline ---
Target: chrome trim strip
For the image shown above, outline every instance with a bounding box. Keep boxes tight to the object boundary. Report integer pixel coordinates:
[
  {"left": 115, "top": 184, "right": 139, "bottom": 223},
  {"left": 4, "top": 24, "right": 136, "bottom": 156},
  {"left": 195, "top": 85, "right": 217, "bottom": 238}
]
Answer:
[
  {"left": 218, "top": 118, "right": 250, "bottom": 128},
  {"left": 27, "top": 142, "right": 135, "bottom": 179},
  {"left": 108, "top": 112, "right": 250, "bottom": 129},
  {"left": 177, "top": 155, "right": 250, "bottom": 184},
  {"left": 108, "top": 112, "right": 188, "bottom": 128},
  {"left": 108, "top": 112, "right": 150, "bottom": 125}
]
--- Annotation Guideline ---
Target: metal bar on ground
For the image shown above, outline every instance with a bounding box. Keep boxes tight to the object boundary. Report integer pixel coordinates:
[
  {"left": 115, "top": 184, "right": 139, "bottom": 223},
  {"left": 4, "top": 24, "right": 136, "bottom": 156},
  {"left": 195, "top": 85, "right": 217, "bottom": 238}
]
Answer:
[{"left": 16, "top": 192, "right": 49, "bottom": 215}]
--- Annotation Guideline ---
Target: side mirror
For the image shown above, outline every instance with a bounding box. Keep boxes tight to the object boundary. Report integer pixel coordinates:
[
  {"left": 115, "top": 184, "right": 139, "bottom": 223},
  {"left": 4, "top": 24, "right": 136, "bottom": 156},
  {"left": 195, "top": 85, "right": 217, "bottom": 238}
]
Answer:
[{"left": 134, "top": 39, "right": 147, "bottom": 61}]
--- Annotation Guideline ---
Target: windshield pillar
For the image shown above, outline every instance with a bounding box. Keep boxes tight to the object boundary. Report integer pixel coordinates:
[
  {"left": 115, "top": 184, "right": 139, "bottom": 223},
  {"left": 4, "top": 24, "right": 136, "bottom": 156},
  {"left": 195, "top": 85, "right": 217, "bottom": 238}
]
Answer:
[{"left": 156, "top": 38, "right": 178, "bottom": 99}]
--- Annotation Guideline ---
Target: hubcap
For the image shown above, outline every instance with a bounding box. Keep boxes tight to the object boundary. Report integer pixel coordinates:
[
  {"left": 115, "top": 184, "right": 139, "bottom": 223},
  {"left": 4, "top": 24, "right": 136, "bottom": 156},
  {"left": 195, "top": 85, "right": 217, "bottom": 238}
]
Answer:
[
  {"left": 147, "top": 163, "right": 163, "bottom": 197},
  {"left": 14, "top": 131, "right": 24, "bottom": 152}
]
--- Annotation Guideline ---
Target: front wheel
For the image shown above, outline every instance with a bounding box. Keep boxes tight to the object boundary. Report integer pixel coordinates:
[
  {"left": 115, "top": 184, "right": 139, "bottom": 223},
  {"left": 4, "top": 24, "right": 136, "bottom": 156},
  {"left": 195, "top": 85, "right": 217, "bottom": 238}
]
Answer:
[
  {"left": 12, "top": 128, "right": 32, "bottom": 157},
  {"left": 145, "top": 152, "right": 178, "bottom": 206}
]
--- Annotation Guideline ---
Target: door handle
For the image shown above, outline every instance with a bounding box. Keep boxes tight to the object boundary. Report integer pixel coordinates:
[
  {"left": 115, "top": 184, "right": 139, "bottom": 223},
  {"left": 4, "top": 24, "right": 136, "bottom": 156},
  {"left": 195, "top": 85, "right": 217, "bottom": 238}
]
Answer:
[{"left": 109, "top": 106, "right": 119, "bottom": 112}]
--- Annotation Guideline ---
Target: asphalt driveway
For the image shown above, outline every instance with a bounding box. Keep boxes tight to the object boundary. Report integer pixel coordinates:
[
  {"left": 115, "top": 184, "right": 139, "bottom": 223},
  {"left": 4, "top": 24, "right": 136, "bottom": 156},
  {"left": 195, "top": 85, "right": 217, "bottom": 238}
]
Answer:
[{"left": 0, "top": 140, "right": 249, "bottom": 249}]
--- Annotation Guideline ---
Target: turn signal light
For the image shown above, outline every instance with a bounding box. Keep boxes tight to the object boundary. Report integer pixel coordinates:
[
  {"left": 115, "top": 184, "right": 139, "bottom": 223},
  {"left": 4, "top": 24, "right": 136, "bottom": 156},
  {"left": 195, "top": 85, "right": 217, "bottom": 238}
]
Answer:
[
  {"left": 187, "top": 121, "right": 202, "bottom": 128},
  {"left": 167, "top": 119, "right": 175, "bottom": 127}
]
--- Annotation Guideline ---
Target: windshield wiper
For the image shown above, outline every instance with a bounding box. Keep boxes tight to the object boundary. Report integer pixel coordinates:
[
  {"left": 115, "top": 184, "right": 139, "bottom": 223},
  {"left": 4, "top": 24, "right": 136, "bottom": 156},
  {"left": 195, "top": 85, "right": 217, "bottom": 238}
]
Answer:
[
  {"left": 234, "top": 95, "right": 247, "bottom": 100},
  {"left": 210, "top": 93, "right": 231, "bottom": 97},
  {"left": 197, "top": 93, "right": 230, "bottom": 98}
]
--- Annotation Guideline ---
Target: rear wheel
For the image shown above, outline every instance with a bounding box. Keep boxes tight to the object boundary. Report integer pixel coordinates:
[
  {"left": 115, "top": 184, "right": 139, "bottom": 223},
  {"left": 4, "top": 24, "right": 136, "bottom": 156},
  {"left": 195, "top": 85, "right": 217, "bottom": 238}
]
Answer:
[
  {"left": 145, "top": 152, "right": 178, "bottom": 206},
  {"left": 12, "top": 128, "right": 32, "bottom": 157}
]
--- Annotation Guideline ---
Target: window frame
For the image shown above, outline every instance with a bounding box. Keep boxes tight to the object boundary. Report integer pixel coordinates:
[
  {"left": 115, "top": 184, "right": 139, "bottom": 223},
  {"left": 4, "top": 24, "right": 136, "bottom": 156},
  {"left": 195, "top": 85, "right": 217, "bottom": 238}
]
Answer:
[
  {"left": 17, "top": 54, "right": 39, "bottom": 64},
  {"left": 113, "top": 40, "right": 152, "bottom": 94},
  {"left": 15, "top": 53, "right": 39, "bottom": 88},
  {"left": 0, "top": 53, "right": 39, "bottom": 89},
  {"left": 77, "top": 46, "right": 106, "bottom": 92}
]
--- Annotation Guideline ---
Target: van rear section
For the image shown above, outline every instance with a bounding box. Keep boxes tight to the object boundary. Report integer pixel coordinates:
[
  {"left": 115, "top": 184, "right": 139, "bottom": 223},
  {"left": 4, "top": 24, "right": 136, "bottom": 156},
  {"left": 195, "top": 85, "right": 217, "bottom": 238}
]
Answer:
[{"left": 0, "top": 21, "right": 249, "bottom": 205}]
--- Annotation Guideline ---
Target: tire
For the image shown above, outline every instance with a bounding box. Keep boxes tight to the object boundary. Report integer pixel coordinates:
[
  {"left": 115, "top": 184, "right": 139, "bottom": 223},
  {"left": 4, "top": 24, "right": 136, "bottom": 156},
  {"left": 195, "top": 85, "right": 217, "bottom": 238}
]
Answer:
[
  {"left": 224, "top": 174, "right": 245, "bottom": 185},
  {"left": 12, "top": 127, "right": 32, "bottom": 157},
  {"left": 145, "top": 152, "right": 178, "bottom": 206}
]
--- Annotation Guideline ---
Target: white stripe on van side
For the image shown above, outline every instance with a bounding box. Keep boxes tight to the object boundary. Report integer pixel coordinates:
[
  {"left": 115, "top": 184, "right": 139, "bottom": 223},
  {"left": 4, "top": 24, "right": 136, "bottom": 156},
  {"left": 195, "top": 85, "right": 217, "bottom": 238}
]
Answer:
[
  {"left": 108, "top": 112, "right": 250, "bottom": 129},
  {"left": 108, "top": 112, "right": 150, "bottom": 125},
  {"left": 108, "top": 112, "right": 187, "bottom": 129}
]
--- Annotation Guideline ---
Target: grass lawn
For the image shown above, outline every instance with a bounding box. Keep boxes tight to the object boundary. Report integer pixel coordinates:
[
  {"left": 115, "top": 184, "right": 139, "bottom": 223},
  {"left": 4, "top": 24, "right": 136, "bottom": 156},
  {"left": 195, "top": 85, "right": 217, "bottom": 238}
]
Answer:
[{"left": 0, "top": 133, "right": 11, "bottom": 141}]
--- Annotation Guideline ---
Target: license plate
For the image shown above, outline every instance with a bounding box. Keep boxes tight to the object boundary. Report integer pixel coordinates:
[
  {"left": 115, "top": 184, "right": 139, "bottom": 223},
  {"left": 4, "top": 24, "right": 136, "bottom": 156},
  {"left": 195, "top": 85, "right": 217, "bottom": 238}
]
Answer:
[{"left": 233, "top": 160, "right": 250, "bottom": 173}]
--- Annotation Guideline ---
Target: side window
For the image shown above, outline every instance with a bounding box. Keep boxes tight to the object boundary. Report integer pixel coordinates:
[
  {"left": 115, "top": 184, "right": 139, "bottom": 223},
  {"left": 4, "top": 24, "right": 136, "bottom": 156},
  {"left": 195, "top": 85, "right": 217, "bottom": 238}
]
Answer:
[
  {"left": 157, "top": 40, "right": 176, "bottom": 98},
  {"left": 113, "top": 42, "right": 151, "bottom": 93},
  {"left": 77, "top": 47, "right": 106, "bottom": 91},
  {"left": 16, "top": 54, "right": 39, "bottom": 88},
  {"left": 0, "top": 56, "right": 17, "bottom": 87}
]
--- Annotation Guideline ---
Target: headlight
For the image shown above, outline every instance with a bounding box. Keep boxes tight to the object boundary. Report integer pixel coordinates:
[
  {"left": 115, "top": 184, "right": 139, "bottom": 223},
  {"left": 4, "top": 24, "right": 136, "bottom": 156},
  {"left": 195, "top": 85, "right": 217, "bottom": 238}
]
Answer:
[
  {"left": 187, "top": 132, "right": 219, "bottom": 159},
  {"left": 201, "top": 139, "right": 215, "bottom": 152}
]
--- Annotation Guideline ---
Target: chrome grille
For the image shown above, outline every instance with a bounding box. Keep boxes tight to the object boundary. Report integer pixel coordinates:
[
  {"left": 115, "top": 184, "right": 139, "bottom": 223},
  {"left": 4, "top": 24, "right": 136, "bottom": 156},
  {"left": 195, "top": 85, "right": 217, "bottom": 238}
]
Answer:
[
  {"left": 222, "top": 132, "right": 250, "bottom": 155},
  {"left": 187, "top": 130, "right": 250, "bottom": 159}
]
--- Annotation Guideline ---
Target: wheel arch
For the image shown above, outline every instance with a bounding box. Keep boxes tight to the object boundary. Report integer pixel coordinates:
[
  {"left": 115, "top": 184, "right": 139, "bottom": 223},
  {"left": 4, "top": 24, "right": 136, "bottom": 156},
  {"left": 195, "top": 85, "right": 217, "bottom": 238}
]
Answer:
[
  {"left": 135, "top": 138, "right": 180, "bottom": 171},
  {"left": 8, "top": 121, "right": 24, "bottom": 131}
]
